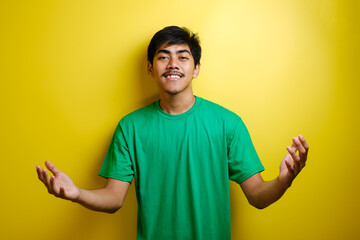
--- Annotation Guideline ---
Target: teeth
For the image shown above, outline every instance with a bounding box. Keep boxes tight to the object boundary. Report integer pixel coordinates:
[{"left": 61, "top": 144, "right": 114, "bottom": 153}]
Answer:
[{"left": 166, "top": 75, "right": 181, "bottom": 79}]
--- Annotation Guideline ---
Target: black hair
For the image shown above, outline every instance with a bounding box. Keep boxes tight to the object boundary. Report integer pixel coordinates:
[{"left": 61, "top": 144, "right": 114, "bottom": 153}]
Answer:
[{"left": 147, "top": 26, "right": 201, "bottom": 66}]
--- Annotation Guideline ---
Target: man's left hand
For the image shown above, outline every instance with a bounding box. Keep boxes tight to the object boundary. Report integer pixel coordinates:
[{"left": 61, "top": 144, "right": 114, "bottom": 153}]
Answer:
[{"left": 279, "top": 135, "right": 309, "bottom": 186}]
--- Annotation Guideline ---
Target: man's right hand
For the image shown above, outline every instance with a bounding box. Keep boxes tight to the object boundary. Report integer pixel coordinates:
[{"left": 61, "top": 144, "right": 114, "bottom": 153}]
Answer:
[{"left": 36, "top": 161, "right": 80, "bottom": 201}]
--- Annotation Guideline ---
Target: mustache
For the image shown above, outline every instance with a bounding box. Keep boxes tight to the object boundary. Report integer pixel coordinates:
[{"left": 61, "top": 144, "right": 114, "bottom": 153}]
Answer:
[{"left": 161, "top": 71, "right": 185, "bottom": 77}]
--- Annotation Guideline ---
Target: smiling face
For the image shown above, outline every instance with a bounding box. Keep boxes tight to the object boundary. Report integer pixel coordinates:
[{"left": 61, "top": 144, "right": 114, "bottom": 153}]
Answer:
[{"left": 147, "top": 43, "right": 200, "bottom": 96}]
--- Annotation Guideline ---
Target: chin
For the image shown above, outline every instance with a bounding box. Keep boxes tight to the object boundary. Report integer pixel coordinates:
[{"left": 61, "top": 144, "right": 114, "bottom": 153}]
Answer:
[{"left": 166, "top": 90, "right": 181, "bottom": 95}]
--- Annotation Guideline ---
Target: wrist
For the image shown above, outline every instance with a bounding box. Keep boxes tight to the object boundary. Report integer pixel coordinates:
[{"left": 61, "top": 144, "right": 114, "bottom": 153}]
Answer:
[
  {"left": 278, "top": 175, "right": 293, "bottom": 190},
  {"left": 70, "top": 187, "right": 82, "bottom": 203}
]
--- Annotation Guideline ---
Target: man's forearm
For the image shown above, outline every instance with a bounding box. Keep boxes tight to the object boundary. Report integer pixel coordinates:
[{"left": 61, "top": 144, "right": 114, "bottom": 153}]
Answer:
[
  {"left": 246, "top": 176, "right": 291, "bottom": 209},
  {"left": 75, "top": 187, "right": 124, "bottom": 213},
  {"left": 74, "top": 179, "right": 130, "bottom": 213},
  {"left": 242, "top": 135, "right": 309, "bottom": 209},
  {"left": 37, "top": 162, "right": 129, "bottom": 213},
  {"left": 240, "top": 173, "right": 292, "bottom": 209}
]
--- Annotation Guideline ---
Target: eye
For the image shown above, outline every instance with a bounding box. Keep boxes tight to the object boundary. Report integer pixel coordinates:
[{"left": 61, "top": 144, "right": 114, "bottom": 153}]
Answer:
[
  {"left": 158, "top": 55, "right": 169, "bottom": 60},
  {"left": 180, "top": 56, "right": 189, "bottom": 60}
]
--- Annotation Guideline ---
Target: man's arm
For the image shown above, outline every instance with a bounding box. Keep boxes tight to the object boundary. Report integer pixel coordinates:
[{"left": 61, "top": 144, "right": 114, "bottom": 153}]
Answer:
[
  {"left": 36, "top": 161, "right": 130, "bottom": 213},
  {"left": 240, "top": 135, "right": 309, "bottom": 209}
]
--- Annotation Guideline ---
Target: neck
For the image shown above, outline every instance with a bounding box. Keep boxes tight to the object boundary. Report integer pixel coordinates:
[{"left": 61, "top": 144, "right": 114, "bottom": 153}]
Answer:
[{"left": 159, "top": 91, "right": 196, "bottom": 115}]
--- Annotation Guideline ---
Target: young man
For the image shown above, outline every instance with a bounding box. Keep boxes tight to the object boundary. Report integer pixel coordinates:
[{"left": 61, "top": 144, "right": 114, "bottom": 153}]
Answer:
[{"left": 36, "top": 26, "right": 309, "bottom": 240}]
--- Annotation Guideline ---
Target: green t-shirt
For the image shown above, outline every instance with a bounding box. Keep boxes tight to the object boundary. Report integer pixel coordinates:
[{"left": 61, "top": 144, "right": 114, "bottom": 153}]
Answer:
[{"left": 99, "top": 96, "right": 264, "bottom": 240}]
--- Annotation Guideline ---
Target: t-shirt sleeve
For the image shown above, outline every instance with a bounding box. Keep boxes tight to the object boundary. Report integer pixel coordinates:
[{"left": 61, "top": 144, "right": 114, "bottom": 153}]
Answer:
[
  {"left": 227, "top": 117, "right": 264, "bottom": 183},
  {"left": 98, "top": 122, "right": 134, "bottom": 183}
]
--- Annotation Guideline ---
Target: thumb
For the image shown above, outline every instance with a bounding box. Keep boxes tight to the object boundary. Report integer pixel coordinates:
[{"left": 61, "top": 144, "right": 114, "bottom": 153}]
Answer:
[{"left": 45, "top": 161, "right": 61, "bottom": 175}]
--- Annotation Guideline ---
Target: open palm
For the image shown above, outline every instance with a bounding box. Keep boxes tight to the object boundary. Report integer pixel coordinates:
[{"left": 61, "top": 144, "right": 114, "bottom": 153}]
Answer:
[{"left": 36, "top": 161, "right": 80, "bottom": 201}]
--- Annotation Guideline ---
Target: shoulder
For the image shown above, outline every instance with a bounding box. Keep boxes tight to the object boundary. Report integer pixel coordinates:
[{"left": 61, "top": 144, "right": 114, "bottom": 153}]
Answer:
[
  {"left": 198, "top": 97, "right": 242, "bottom": 121},
  {"left": 198, "top": 97, "right": 248, "bottom": 133},
  {"left": 119, "top": 101, "right": 157, "bottom": 127}
]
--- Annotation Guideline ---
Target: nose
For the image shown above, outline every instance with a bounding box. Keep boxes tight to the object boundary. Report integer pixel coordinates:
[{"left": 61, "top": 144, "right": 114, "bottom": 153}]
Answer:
[{"left": 167, "top": 58, "right": 179, "bottom": 69}]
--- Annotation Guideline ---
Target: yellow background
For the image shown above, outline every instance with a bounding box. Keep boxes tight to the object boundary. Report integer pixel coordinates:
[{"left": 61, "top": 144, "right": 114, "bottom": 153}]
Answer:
[{"left": 1, "top": 0, "right": 359, "bottom": 239}]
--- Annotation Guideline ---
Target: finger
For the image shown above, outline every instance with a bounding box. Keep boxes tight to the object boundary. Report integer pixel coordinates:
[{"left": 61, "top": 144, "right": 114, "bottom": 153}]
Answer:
[
  {"left": 41, "top": 168, "right": 50, "bottom": 189},
  {"left": 49, "top": 176, "right": 57, "bottom": 195},
  {"left": 290, "top": 142, "right": 299, "bottom": 157},
  {"left": 298, "top": 134, "right": 309, "bottom": 153},
  {"left": 287, "top": 146, "right": 300, "bottom": 173},
  {"left": 36, "top": 165, "right": 44, "bottom": 182},
  {"left": 297, "top": 135, "right": 309, "bottom": 168},
  {"left": 59, "top": 186, "right": 66, "bottom": 198},
  {"left": 36, "top": 166, "right": 48, "bottom": 188},
  {"left": 293, "top": 137, "right": 307, "bottom": 162},
  {"left": 45, "top": 161, "right": 61, "bottom": 176},
  {"left": 285, "top": 159, "right": 295, "bottom": 176}
]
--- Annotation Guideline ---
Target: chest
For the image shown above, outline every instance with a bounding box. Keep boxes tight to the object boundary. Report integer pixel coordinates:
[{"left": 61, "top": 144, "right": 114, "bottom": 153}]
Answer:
[{"left": 136, "top": 116, "right": 226, "bottom": 156}]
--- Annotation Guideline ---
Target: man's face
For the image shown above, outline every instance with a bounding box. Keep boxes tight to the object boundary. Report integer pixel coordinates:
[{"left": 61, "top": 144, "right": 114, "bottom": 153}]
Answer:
[{"left": 147, "top": 43, "right": 200, "bottom": 96}]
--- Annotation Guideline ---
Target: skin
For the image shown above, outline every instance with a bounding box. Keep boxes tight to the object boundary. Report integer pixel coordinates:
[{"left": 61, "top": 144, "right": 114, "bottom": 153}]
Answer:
[
  {"left": 147, "top": 43, "right": 200, "bottom": 114},
  {"left": 240, "top": 135, "right": 309, "bottom": 209},
  {"left": 36, "top": 42, "right": 309, "bottom": 212},
  {"left": 36, "top": 161, "right": 129, "bottom": 213}
]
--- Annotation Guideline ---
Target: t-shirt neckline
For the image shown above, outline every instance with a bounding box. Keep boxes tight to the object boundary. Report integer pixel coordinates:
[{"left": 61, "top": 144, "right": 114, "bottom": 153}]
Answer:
[{"left": 154, "top": 96, "right": 202, "bottom": 119}]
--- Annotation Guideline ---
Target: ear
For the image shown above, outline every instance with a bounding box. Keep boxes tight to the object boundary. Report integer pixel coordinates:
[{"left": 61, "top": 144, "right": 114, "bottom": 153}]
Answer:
[
  {"left": 147, "top": 61, "right": 154, "bottom": 77},
  {"left": 192, "top": 64, "right": 200, "bottom": 78}
]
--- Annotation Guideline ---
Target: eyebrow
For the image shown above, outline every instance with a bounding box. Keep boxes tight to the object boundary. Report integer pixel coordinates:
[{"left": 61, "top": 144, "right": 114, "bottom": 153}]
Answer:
[{"left": 156, "top": 49, "right": 191, "bottom": 55}]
